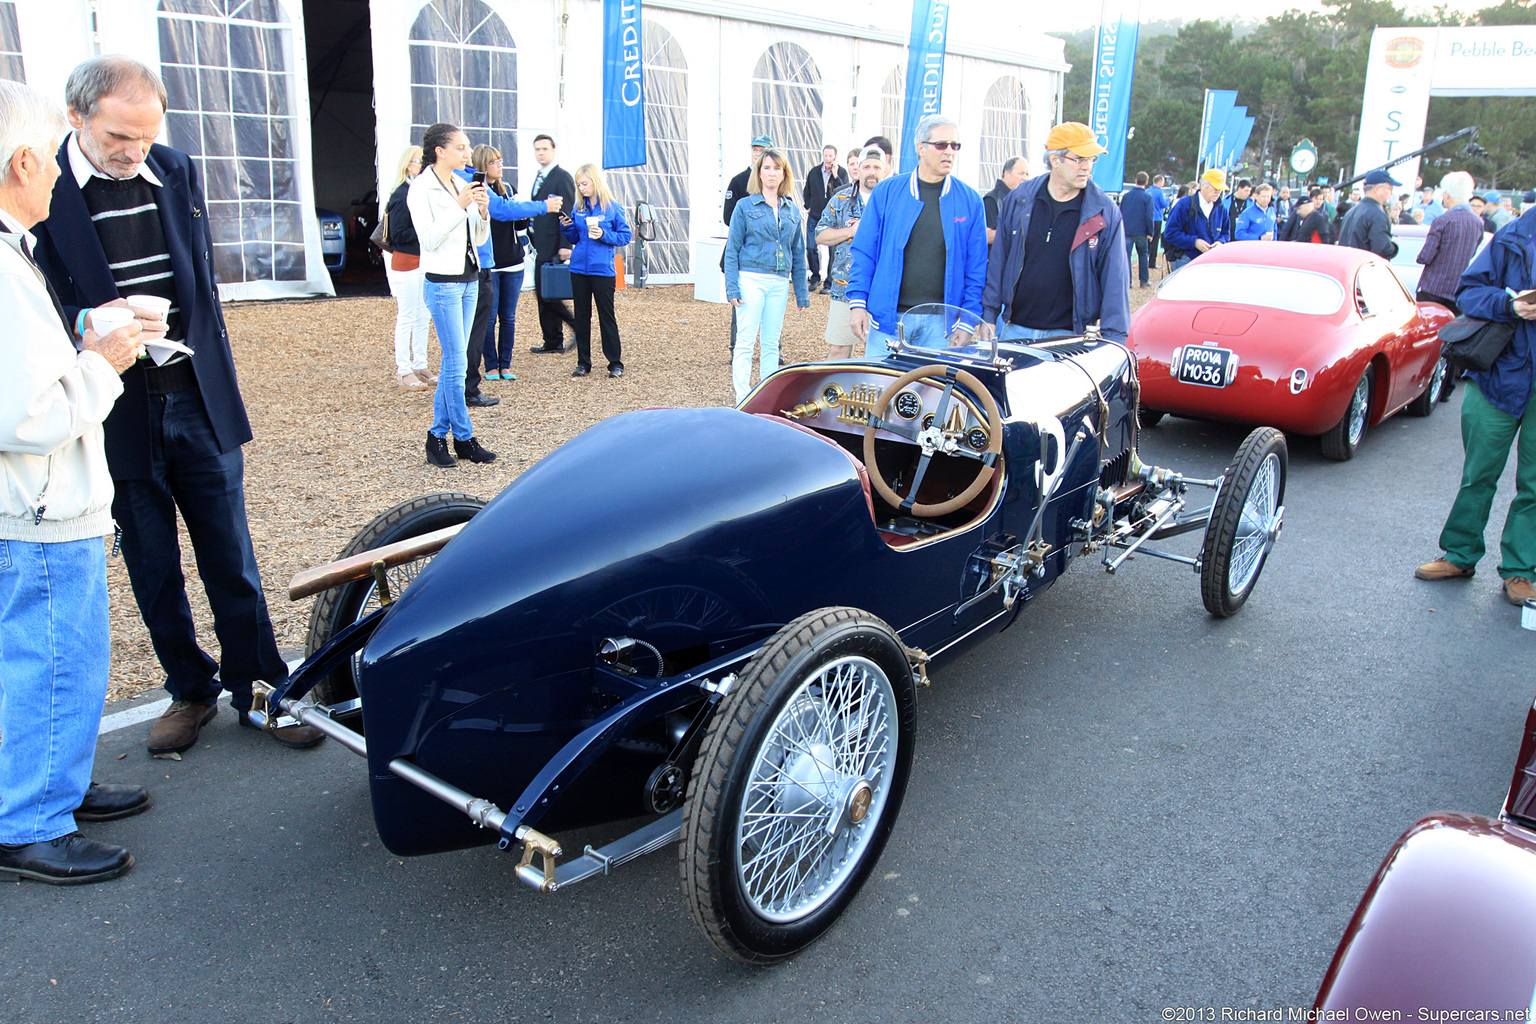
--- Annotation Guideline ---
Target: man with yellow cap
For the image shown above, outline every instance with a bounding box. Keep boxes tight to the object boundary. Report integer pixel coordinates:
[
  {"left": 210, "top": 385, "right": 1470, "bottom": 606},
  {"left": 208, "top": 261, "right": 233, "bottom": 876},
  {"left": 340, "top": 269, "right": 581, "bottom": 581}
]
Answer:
[
  {"left": 981, "top": 121, "right": 1130, "bottom": 342},
  {"left": 1163, "top": 168, "right": 1232, "bottom": 269}
]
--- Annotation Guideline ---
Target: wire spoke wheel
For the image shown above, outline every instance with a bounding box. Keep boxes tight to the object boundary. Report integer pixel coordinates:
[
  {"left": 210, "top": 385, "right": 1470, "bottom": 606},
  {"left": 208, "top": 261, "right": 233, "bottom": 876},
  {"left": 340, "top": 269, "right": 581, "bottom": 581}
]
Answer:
[
  {"left": 682, "top": 608, "right": 916, "bottom": 962},
  {"left": 1201, "top": 428, "right": 1287, "bottom": 617},
  {"left": 1322, "top": 367, "right": 1373, "bottom": 461}
]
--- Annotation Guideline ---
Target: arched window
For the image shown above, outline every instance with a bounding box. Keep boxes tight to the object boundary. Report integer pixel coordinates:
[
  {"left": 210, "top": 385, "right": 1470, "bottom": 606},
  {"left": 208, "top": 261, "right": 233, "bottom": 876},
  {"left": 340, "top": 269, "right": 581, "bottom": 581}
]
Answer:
[
  {"left": 158, "top": 0, "right": 305, "bottom": 285},
  {"left": 409, "top": 0, "right": 517, "bottom": 183},
  {"left": 979, "top": 77, "right": 1030, "bottom": 189},
  {"left": 750, "top": 42, "right": 822, "bottom": 185},
  {"left": 880, "top": 64, "right": 904, "bottom": 159},
  {"left": 607, "top": 20, "right": 690, "bottom": 276},
  {"left": 0, "top": 2, "right": 24, "bottom": 83}
]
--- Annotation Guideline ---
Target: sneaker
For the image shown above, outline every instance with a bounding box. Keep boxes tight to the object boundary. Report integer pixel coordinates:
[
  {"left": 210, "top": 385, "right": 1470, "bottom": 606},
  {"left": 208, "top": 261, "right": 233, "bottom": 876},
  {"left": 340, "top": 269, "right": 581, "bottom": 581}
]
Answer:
[
  {"left": 453, "top": 436, "right": 498, "bottom": 464},
  {"left": 0, "top": 833, "right": 132, "bottom": 885},
  {"left": 1414, "top": 557, "right": 1475, "bottom": 581},
  {"left": 1504, "top": 577, "right": 1536, "bottom": 605},
  {"left": 426, "top": 433, "right": 456, "bottom": 468},
  {"left": 399, "top": 372, "right": 425, "bottom": 389},
  {"left": 146, "top": 700, "right": 217, "bottom": 754}
]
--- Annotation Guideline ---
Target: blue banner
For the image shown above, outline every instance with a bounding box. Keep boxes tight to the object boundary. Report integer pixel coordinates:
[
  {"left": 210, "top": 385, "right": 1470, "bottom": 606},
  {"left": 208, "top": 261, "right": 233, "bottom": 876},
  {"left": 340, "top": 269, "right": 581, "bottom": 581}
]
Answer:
[
  {"left": 601, "top": 0, "right": 645, "bottom": 169},
  {"left": 1212, "top": 105, "right": 1246, "bottom": 170},
  {"left": 1089, "top": 0, "right": 1141, "bottom": 192},
  {"left": 1228, "top": 116, "right": 1255, "bottom": 170},
  {"left": 1198, "top": 89, "right": 1237, "bottom": 167},
  {"left": 899, "top": 0, "right": 951, "bottom": 174}
]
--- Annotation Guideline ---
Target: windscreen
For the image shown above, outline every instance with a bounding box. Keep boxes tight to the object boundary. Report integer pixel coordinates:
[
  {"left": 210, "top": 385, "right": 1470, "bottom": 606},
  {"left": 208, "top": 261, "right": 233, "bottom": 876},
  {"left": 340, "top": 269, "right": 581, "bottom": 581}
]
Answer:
[{"left": 1158, "top": 264, "right": 1346, "bottom": 316}]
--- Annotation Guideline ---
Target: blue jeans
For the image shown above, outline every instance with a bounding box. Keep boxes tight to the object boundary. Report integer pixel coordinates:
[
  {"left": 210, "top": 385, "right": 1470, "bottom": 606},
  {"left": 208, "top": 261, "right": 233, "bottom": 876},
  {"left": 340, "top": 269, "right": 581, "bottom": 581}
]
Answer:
[
  {"left": 482, "top": 268, "right": 524, "bottom": 372},
  {"left": 733, "top": 272, "right": 790, "bottom": 402},
  {"left": 0, "top": 537, "right": 109, "bottom": 843},
  {"left": 424, "top": 277, "right": 477, "bottom": 440},
  {"left": 113, "top": 389, "right": 286, "bottom": 711},
  {"left": 997, "top": 323, "right": 1066, "bottom": 342}
]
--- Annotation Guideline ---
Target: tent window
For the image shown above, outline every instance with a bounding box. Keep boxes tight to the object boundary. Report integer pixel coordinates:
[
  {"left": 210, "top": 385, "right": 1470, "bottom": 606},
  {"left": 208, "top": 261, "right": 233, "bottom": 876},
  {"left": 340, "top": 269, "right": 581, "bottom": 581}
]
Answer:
[
  {"left": 751, "top": 42, "right": 822, "bottom": 184},
  {"left": 158, "top": 0, "right": 305, "bottom": 285},
  {"left": 408, "top": 0, "right": 517, "bottom": 186},
  {"left": 979, "top": 77, "right": 1029, "bottom": 190},
  {"left": 607, "top": 20, "right": 690, "bottom": 276},
  {"left": 880, "top": 64, "right": 904, "bottom": 159},
  {"left": 0, "top": 3, "right": 23, "bottom": 83}
]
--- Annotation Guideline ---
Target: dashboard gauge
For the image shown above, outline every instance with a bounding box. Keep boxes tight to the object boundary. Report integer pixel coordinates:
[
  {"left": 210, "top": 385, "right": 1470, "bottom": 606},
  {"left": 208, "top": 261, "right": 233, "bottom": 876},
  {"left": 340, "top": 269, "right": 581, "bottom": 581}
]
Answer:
[
  {"left": 893, "top": 390, "right": 923, "bottom": 420},
  {"left": 821, "top": 382, "right": 845, "bottom": 407},
  {"left": 965, "top": 426, "right": 990, "bottom": 452},
  {"left": 921, "top": 412, "right": 936, "bottom": 430}
]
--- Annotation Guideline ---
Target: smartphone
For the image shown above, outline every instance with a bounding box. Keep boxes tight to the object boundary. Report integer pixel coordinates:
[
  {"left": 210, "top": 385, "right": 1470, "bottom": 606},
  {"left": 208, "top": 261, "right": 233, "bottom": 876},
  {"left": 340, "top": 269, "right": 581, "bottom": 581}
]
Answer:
[{"left": 471, "top": 171, "right": 486, "bottom": 185}]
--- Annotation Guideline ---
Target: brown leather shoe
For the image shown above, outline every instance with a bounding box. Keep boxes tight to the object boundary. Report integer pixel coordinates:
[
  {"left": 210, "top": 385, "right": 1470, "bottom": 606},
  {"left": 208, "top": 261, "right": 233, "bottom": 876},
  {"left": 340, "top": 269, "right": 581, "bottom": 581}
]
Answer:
[
  {"left": 1504, "top": 577, "right": 1536, "bottom": 605},
  {"left": 1414, "top": 557, "right": 1475, "bottom": 581},
  {"left": 147, "top": 700, "right": 217, "bottom": 754},
  {"left": 238, "top": 710, "right": 325, "bottom": 750}
]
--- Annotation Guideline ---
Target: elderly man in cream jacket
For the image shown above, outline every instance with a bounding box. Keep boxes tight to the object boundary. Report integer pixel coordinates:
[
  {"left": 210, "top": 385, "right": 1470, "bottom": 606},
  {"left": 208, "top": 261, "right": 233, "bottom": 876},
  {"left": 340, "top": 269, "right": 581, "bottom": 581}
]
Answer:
[{"left": 0, "top": 80, "right": 149, "bottom": 886}]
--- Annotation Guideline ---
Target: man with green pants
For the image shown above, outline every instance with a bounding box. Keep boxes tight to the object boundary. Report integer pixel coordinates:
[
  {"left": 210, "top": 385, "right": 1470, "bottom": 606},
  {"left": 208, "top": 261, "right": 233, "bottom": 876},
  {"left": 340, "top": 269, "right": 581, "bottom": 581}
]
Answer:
[{"left": 1416, "top": 205, "right": 1536, "bottom": 605}]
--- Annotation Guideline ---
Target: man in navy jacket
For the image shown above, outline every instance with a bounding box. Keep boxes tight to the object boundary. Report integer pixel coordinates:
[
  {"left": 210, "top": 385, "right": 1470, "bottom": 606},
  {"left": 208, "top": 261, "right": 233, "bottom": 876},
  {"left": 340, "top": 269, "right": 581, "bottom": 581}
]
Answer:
[
  {"left": 32, "top": 57, "right": 320, "bottom": 755},
  {"left": 1163, "top": 168, "right": 1232, "bottom": 268},
  {"left": 982, "top": 122, "right": 1130, "bottom": 342},
  {"left": 1120, "top": 171, "right": 1157, "bottom": 289}
]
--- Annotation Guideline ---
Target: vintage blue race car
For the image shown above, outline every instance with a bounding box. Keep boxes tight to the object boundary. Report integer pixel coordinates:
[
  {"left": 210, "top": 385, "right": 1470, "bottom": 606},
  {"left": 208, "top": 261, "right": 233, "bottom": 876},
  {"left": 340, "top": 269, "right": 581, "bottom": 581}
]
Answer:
[{"left": 256, "top": 305, "right": 1287, "bottom": 962}]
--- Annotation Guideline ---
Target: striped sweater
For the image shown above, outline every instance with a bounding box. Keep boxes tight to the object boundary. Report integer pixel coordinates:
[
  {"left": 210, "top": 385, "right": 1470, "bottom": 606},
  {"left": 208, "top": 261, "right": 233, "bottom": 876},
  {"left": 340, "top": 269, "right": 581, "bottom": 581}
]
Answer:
[{"left": 79, "top": 175, "right": 184, "bottom": 342}]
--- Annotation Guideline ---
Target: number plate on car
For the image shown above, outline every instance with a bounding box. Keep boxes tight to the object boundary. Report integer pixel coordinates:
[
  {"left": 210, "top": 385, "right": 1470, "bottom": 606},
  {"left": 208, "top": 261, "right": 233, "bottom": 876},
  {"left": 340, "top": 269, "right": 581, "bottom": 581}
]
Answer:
[{"left": 1176, "top": 344, "right": 1236, "bottom": 388}]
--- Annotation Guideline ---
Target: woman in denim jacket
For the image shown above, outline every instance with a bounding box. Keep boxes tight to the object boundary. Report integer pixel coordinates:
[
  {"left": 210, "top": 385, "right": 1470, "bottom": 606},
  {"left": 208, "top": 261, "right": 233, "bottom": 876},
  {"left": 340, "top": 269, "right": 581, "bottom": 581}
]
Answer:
[
  {"left": 724, "top": 148, "right": 809, "bottom": 402},
  {"left": 559, "top": 164, "right": 633, "bottom": 378}
]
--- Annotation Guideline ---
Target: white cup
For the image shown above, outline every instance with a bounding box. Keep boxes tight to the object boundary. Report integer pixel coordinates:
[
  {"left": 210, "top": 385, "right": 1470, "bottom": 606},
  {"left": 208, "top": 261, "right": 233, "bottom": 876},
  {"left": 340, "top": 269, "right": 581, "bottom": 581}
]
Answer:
[
  {"left": 125, "top": 293, "right": 171, "bottom": 321},
  {"left": 586, "top": 215, "right": 602, "bottom": 237},
  {"left": 88, "top": 306, "right": 136, "bottom": 336},
  {"left": 1523, "top": 598, "right": 1536, "bottom": 631}
]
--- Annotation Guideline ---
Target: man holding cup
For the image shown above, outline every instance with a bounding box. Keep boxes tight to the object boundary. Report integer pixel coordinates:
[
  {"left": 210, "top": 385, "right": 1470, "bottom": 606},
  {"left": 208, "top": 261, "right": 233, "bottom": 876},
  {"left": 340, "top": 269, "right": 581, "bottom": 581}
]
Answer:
[
  {"left": 0, "top": 79, "right": 152, "bottom": 884},
  {"left": 31, "top": 56, "right": 322, "bottom": 755}
]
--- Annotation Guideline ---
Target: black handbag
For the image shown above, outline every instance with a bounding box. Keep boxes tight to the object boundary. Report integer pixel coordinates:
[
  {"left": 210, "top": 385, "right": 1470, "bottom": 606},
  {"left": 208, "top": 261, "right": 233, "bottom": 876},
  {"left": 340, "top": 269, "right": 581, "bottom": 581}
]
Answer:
[
  {"left": 1440, "top": 315, "right": 1517, "bottom": 373},
  {"left": 540, "top": 261, "right": 572, "bottom": 301}
]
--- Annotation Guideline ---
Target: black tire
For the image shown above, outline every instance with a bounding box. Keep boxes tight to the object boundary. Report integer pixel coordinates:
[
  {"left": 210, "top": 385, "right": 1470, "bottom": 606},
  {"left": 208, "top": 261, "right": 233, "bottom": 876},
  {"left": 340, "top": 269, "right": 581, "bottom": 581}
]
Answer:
[
  {"left": 1138, "top": 408, "right": 1166, "bottom": 428},
  {"left": 681, "top": 607, "right": 917, "bottom": 963},
  {"left": 1319, "top": 366, "right": 1373, "bottom": 461},
  {"left": 303, "top": 492, "right": 484, "bottom": 724},
  {"left": 1406, "top": 356, "right": 1448, "bottom": 418},
  {"left": 1200, "top": 427, "right": 1287, "bottom": 618}
]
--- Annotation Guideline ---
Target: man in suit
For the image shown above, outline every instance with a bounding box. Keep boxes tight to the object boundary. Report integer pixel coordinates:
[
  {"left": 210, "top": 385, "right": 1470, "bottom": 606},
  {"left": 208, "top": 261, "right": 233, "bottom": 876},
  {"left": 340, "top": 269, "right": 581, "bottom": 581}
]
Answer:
[
  {"left": 31, "top": 56, "right": 321, "bottom": 755},
  {"left": 527, "top": 134, "right": 576, "bottom": 354},
  {"left": 802, "top": 144, "right": 848, "bottom": 294}
]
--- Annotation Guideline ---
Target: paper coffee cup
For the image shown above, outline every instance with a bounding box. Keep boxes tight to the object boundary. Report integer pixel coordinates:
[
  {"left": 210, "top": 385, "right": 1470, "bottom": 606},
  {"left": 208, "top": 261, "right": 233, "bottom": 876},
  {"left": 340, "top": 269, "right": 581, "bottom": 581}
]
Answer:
[
  {"left": 125, "top": 293, "right": 171, "bottom": 319},
  {"left": 89, "top": 306, "right": 136, "bottom": 336},
  {"left": 1524, "top": 598, "right": 1536, "bottom": 631},
  {"left": 586, "top": 216, "right": 602, "bottom": 232}
]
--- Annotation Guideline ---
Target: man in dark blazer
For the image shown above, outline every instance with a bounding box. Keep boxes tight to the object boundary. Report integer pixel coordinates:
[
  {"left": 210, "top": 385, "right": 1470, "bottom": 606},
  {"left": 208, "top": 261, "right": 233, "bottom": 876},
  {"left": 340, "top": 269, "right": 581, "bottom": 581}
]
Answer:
[
  {"left": 527, "top": 134, "right": 576, "bottom": 353},
  {"left": 801, "top": 144, "right": 849, "bottom": 294},
  {"left": 31, "top": 56, "right": 320, "bottom": 755}
]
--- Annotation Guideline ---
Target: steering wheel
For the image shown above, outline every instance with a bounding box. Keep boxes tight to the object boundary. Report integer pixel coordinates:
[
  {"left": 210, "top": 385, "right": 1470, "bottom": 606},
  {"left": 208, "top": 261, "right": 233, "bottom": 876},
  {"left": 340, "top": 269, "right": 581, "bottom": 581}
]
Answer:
[{"left": 862, "top": 364, "right": 1003, "bottom": 517}]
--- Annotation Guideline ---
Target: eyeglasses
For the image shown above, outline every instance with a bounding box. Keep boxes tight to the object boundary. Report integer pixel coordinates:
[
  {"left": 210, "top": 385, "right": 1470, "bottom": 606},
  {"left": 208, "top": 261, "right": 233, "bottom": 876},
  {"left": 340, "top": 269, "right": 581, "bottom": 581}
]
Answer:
[
  {"left": 1060, "top": 153, "right": 1098, "bottom": 166},
  {"left": 922, "top": 141, "right": 963, "bottom": 151}
]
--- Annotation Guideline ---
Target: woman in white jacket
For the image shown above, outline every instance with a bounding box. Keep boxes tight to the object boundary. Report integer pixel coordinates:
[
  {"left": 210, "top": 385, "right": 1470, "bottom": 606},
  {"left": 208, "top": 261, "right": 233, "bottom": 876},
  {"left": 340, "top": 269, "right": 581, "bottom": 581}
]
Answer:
[
  {"left": 407, "top": 122, "right": 495, "bottom": 468},
  {"left": 0, "top": 81, "right": 148, "bottom": 885}
]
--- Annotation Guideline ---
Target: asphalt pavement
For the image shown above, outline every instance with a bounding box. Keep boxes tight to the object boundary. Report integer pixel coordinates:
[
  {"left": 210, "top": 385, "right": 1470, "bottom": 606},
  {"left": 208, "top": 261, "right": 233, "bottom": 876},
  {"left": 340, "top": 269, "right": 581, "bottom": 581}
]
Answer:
[{"left": 3, "top": 389, "right": 1530, "bottom": 1024}]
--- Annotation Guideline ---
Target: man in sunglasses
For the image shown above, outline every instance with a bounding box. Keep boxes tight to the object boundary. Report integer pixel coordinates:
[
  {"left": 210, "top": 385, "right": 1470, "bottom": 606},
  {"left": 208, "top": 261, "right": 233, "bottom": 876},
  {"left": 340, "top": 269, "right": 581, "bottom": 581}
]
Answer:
[
  {"left": 845, "top": 115, "right": 988, "bottom": 358},
  {"left": 980, "top": 121, "right": 1130, "bottom": 343}
]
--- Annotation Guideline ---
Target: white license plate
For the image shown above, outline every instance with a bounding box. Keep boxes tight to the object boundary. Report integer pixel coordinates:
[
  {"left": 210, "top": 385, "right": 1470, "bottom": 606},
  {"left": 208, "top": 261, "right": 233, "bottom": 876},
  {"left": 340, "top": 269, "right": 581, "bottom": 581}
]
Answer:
[{"left": 1177, "top": 345, "right": 1235, "bottom": 388}]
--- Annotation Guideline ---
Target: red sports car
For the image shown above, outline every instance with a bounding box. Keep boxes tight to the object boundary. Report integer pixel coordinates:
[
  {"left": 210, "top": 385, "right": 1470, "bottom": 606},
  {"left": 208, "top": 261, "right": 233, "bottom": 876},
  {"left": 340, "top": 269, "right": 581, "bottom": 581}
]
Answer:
[{"left": 1129, "top": 241, "right": 1457, "bottom": 460}]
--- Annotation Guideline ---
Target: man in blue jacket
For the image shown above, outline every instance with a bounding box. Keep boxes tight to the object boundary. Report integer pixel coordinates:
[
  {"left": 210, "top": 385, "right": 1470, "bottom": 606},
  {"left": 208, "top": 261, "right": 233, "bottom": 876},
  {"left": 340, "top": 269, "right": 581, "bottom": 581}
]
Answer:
[
  {"left": 845, "top": 114, "right": 988, "bottom": 358},
  {"left": 1120, "top": 171, "right": 1156, "bottom": 289},
  {"left": 1163, "top": 169, "right": 1231, "bottom": 268},
  {"left": 1234, "top": 182, "right": 1277, "bottom": 241},
  {"left": 1415, "top": 205, "right": 1536, "bottom": 607},
  {"left": 1149, "top": 174, "right": 1169, "bottom": 271},
  {"left": 981, "top": 122, "right": 1130, "bottom": 342}
]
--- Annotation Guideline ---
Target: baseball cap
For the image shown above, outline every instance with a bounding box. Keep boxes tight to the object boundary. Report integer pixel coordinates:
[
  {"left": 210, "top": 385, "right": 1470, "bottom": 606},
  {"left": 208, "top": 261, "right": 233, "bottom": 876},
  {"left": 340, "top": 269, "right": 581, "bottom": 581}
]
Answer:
[
  {"left": 1200, "top": 169, "right": 1227, "bottom": 191},
  {"left": 1484, "top": 190, "right": 1501, "bottom": 203},
  {"left": 751, "top": 134, "right": 773, "bottom": 148},
  {"left": 1362, "top": 169, "right": 1401, "bottom": 187},
  {"left": 1045, "top": 122, "right": 1107, "bottom": 158}
]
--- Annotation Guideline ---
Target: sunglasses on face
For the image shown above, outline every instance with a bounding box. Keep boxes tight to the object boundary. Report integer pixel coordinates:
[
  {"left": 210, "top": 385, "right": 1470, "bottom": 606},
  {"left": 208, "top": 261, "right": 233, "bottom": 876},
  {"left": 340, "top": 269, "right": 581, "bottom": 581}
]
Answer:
[{"left": 923, "top": 141, "right": 962, "bottom": 151}]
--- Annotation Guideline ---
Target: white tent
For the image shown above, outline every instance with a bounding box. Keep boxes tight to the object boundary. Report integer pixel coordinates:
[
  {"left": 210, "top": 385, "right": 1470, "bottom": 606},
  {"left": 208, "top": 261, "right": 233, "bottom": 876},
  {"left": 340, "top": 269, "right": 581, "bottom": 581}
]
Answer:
[{"left": 2, "top": 0, "right": 1067, "bottom": 297}]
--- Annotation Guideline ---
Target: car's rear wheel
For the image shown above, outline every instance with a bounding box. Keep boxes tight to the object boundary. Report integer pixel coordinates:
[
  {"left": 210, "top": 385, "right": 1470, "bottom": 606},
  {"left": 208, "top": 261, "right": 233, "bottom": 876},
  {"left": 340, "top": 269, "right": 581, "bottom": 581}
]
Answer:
[
  {"left": 1138, "top": 408, "right": 1166, "bottom": 428},
  {"left": 681, "top": 607, "right": 916, "bottom": 963},
  {"left": 1201, "top": 428, "right": 1286, "bottom": 618},
  {"left": 304, "top": 492, "right": 484, "bottom": 729},
  {"left": 1320, "top": 367, "right": 1373, "bottom": 461},
  {"left": 1406, "top": 356, "right": 1448, "bottom": 417}
]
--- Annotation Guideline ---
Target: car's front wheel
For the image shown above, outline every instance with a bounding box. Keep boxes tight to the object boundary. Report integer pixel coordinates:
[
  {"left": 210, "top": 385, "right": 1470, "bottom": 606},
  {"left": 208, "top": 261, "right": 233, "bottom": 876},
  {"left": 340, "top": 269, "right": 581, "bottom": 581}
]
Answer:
[
  {"left": 1320, "top": 367, "right": 1373, "bottom": 461},
  {"left": 1201, "top": 427, "right": 1287, "bottom": 617},
  {"left": 681, "top": 607, "right": 917, "bottom": 963}
]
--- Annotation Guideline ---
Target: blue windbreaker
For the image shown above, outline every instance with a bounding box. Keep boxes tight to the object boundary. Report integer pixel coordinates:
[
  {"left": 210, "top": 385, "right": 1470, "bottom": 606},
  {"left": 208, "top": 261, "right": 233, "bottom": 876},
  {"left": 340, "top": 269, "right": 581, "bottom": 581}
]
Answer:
[
  {"left": 559, "top": 200, "right": 633, "bottom": 277},
  {"left": 1163, "top": 194, "right": 1232, "bottom": 261},
  {"left": 1457, "top": 207, "right": 1536, "bottom": 418}
]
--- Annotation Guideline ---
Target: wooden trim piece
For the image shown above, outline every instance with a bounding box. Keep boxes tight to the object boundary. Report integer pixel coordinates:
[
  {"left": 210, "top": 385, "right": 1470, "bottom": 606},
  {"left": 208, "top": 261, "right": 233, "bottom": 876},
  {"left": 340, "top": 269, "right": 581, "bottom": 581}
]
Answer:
[{"left": 287, "top": 523, "right": 466, "bottom": 602}]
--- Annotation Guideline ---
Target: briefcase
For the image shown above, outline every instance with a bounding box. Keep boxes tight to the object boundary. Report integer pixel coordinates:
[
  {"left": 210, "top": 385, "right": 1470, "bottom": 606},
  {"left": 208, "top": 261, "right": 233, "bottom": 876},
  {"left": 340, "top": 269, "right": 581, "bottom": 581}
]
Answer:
[{"left": 540, "top": 261, "right": 572, "bottom": 301}]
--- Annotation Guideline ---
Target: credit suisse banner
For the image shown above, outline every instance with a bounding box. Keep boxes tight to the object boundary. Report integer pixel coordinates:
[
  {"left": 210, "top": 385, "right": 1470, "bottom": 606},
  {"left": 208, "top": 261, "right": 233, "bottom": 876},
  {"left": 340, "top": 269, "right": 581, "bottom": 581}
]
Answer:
[
  {"left": 602, "top": 0, "right": 645, "bottom": 169},
  {"left": 1089, "top": 0, "right": 1142, "bottom": 192},
  {"left": 899, "top": 0, "right": 951, "bottom": 174}
]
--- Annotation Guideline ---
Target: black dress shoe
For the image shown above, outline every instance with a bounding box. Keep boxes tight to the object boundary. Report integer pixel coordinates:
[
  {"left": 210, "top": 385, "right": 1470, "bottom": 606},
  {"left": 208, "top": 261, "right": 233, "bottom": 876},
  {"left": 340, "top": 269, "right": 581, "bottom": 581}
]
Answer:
[
  {"left": 608, "top": 366, "right": 624, "bottom": 378},
  {"left": 76, "top": 782, "right": 152, "bottom": 822},
  {"left": 0, "top": 833, "right": 132, "bottom": 885},
  {"left": 531, "top": 344, "right": 561, "bottom": 354},
  {"left": 466, "top": 393, "right": 501, "bottom": 407},
  {"left": 452, "top": 436, "right": 498, "bottom": 464},
  {"left": 571, "top": 365, "right": 591, "bottom": 377}
]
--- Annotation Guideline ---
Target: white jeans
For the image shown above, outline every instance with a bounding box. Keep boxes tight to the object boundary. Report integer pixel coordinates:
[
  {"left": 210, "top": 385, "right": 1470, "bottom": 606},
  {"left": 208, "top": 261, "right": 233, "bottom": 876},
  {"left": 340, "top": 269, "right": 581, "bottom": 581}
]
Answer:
[
  {"left": 733, "top": 271, "right": 790, "bottom": 403},
  {"left": 386, "top": 264, "right": 430, "bottom": 374}
]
